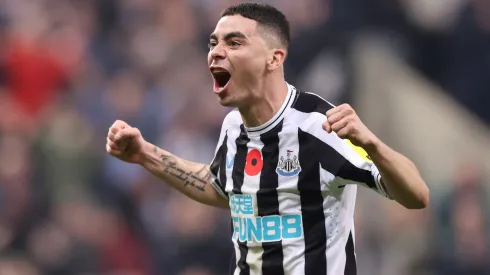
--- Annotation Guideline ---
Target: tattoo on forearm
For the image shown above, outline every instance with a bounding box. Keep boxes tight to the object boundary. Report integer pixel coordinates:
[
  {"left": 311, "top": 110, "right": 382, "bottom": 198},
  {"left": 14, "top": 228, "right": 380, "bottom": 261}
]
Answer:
[{"left": 159, "top": 152, "right": 210, "bottom": 192}]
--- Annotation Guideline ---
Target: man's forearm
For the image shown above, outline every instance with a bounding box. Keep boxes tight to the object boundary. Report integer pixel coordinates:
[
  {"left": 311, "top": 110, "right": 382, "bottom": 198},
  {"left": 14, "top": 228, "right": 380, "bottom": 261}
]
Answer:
[
  {"left": 365, "top": 140, "right": 429, "bottom": 209},
  {"left": 138, "top": 141, "right": 228, "bottom": 208}
]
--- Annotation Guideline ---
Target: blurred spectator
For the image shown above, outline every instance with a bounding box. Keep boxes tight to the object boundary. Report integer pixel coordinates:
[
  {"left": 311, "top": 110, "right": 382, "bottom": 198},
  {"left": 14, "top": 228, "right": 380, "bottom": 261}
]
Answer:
[
  {"left": 0, "top": 256, "right": 40, "bottom": 275},
  {"left": 441, "top": 0, "right": 490, "bottom": 124},
  {"left": 430, "top": 162, "right": 490, "bottom": 275}
]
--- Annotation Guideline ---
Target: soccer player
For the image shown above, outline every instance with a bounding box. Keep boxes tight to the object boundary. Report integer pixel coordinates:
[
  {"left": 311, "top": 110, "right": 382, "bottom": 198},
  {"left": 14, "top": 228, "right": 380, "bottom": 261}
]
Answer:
[{"left": 106, "top": 3, "right": 429, "bottom": 275}]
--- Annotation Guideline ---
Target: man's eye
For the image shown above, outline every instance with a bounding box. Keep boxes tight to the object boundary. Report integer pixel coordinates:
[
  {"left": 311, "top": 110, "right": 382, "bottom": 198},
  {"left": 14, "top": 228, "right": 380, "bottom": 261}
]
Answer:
[
  {"left": 208, "top": 42, "right": 217, "bottom": 49},
  {"left": 231, "top": 41, "right": 241, "bottom": 47}
]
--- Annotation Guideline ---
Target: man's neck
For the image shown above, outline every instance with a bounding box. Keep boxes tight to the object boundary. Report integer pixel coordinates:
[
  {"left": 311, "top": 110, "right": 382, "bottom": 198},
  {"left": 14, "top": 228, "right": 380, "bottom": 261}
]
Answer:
[{"left": 238, "top": 80, "right": 288, "bottom": 128}]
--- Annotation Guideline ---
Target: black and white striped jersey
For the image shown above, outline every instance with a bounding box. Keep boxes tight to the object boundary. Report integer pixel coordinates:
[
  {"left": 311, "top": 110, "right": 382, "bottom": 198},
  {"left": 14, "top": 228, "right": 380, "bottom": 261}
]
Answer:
[{"left": 209, "top": 83, "right": 391, "bottom": 275}]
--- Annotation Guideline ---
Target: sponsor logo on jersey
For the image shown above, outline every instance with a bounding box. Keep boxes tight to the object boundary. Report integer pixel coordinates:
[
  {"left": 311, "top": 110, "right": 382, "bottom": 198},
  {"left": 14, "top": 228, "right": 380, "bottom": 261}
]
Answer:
[
  {"left": 226, "top": 154, "right": 235, "bottom": 169},
  {"left": 229, "top": 193, "right": 303, "bottom": 243}
]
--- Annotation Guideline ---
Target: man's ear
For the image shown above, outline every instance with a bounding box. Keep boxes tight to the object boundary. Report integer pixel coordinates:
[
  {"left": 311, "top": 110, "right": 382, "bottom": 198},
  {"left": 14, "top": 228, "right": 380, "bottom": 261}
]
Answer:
[{"left": 267, "top": 48, "right": 286, "bottom": 71}]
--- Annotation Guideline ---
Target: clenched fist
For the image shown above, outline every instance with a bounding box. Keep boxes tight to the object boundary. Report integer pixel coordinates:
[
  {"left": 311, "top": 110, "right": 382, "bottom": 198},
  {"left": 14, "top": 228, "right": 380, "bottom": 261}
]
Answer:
[
  {"left": 106, "top": 120, "right": 147, "bottom": 164},
  {"left": 322, "top": 104, "right": 379, "bottom": 149}
]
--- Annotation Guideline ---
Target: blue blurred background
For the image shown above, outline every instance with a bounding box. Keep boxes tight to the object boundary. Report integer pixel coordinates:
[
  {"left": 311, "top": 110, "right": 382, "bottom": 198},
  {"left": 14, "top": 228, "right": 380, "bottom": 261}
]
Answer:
[{"left": 0, "top": 0, "right": 489, "bottom": 274}]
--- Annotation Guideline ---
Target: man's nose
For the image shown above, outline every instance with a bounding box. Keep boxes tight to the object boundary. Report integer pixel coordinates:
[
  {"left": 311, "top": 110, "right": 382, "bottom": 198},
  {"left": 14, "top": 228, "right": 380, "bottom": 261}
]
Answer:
[{"left": 210, "top": 44, "right": 226, "bottom": 60}]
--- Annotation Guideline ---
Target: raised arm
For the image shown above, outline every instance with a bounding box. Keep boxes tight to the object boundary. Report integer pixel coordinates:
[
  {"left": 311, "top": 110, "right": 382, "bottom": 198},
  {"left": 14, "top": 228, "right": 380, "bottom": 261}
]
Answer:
[
  {"left": 106, "top": 120, "right": 229, "bottom": 208},
  {"left": 140, "top": 142, "right": 228, "bottom": 208},
  {"left": 361, "top": 139, "right": 428, "bottom": 209},
  {"left": 323, "top": 104, "right": 429, "bottom": 209}
]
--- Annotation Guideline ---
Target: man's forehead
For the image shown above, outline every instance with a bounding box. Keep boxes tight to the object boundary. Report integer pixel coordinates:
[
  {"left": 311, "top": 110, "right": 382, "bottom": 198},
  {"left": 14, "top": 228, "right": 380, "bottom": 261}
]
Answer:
[{"left": 212, "top": 15, "right": 257, "bottom": 38}]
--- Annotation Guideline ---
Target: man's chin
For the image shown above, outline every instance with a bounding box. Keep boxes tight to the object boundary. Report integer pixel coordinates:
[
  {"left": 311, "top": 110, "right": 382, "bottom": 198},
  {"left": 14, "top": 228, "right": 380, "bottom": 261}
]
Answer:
[
  {"left": 216, "top": 88, "right": 237, "bottom": 107},
  {"left": 217, "top": 96, "right": 237, "bottom": 107}
]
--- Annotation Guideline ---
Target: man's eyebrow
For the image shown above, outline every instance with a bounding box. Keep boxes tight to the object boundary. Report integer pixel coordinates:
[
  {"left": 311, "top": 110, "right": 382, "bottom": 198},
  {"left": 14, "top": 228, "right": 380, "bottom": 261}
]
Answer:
[
  {"left": 224, "top": 32, "right": 247, "bottom": 40},
  {"left": 209, "top": 32, "right": 248, "bottom": 41}
]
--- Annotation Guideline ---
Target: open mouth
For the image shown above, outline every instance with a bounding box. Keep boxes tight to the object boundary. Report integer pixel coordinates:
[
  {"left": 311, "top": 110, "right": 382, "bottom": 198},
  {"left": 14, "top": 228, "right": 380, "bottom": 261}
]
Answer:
[{"left": 210, "top": 67, "right": 231, "bottom": 92}]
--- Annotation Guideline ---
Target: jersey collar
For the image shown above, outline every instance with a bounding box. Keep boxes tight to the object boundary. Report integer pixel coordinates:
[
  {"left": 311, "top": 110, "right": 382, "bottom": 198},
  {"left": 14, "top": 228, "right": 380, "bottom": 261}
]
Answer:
[{"left": 244, "top": 83, "right": 297, "bottom": 137}]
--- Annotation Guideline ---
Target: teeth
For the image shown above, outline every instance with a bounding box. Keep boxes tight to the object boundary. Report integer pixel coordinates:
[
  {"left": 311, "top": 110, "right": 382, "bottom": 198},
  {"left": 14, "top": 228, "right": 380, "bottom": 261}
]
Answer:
[{"left": 212, "top": 68, "right": 228, "bottom": 73}]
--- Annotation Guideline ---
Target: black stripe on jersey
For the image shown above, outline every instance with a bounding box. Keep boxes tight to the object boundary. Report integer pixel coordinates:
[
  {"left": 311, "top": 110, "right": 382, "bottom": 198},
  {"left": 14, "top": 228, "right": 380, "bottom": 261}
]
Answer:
[
  {"left": 337, "top": 162, "right": 376, "bottom": 189},
  {"left": 210, "top": 132, "right": 228, "bottom": 196},
  {"left": 232, "top": 125, "right": 249, "bottom": 195},
  {"left": 298, "top": 128, "right": 328, "bottom": 275},
  {"left": 231, "top": 125, "right": 250, "bottom": 275},
  {"left": 258, "top": 121, "right": 285, "bottom": 275},
  {"left": 344, "top": 231, "right": 357, "bottom": 275},
  {"left": 219, "top": 134, "right": 229, "bottom": 194},
  {"left": 291, "top": 91, "right": 334, "bottom": 115},
  {"left": 230, "top": 220, "right": 237, "bottom": 274},
  {"left": 238, "top": 244, "right": 249, "bottom": 275}
]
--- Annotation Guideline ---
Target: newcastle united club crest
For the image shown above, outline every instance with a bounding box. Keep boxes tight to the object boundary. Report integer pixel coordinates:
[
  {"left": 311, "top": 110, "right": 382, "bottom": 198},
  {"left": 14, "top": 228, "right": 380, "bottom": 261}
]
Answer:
[{"left": 276, "top": 150, "right": 301, "bottom": 177}]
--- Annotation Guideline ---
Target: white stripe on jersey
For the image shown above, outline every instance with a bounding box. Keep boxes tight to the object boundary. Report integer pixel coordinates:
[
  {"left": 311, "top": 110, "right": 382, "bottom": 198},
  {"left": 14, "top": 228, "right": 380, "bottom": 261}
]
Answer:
[
  {"left": 277, "top": 122, "right": 305, "bottom": 275},
  {"left": 243, "top": 138, "right": 265, "bottom": 274},
  {"left": 209, "top": 123, "right": 229, "bottom": 200},
  {"left": 325, "top": 185, "right": 357, "bottom": 275},
  {"left": 220, "top": 113, "right": 240, "bottom": 197}
]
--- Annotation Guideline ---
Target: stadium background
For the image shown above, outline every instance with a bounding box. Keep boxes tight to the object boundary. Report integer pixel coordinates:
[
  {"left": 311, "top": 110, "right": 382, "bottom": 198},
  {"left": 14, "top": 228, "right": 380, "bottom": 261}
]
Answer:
[{"left": 0, "top": 0, "right": 489, "bottom": 274}]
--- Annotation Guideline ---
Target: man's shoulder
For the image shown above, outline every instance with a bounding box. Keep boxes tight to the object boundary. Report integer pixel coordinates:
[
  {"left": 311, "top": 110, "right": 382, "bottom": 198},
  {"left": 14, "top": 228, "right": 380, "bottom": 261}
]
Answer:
[
  {"left": 286, "top": 90, "right": 343, "bottom": 145},
  {"left": 291, "top": 91, "right": 335, "bottom": 116},
  {"left": 222, "top": 108, "right": 242, "bottom": 128}
]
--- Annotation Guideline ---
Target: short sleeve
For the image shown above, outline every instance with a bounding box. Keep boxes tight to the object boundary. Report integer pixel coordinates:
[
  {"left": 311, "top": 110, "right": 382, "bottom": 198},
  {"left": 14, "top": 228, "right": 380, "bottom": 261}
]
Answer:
[
  {"left": 209, "top": 112, "right": 238, "bottom": 200},
  {"left": 335, "top": 139, "right": 391, "bottom": 198}
]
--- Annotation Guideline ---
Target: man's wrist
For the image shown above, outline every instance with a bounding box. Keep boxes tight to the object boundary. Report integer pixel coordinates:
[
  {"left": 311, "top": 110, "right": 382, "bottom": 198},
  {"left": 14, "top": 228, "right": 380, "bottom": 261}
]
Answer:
[
  {"left": 136, "top": 141, "right": 155, "bottom": 166},
  {"left": 362, "top": 137, "right": 383, "bottom": 157}
]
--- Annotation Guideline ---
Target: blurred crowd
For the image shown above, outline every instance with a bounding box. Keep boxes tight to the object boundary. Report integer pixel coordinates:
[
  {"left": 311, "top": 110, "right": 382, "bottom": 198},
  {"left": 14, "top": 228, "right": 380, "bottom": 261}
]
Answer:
[{"left": 0, "top": 0, "right": 488, "bottom": 274}]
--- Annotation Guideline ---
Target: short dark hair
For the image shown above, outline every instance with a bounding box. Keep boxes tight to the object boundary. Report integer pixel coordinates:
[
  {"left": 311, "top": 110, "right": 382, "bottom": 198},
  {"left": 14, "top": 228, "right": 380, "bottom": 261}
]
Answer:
[{"left": 221, "top": 2, "right": 290, "bottom": 49}]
